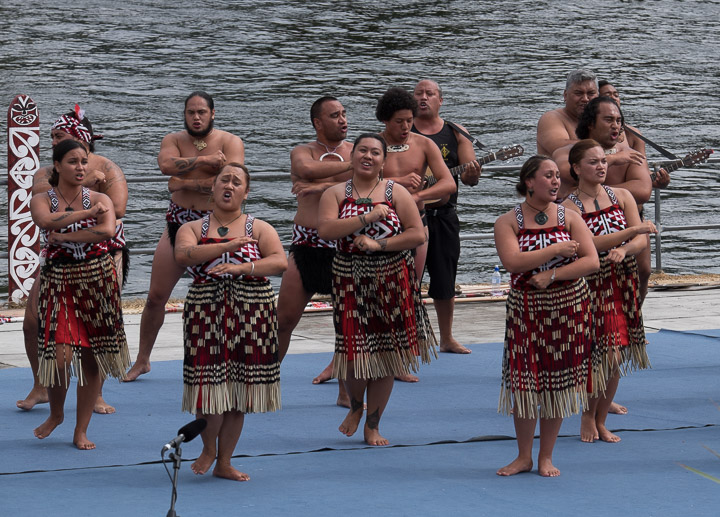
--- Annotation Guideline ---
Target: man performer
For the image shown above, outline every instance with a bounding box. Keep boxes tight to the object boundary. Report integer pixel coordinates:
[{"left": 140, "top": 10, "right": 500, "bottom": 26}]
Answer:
[
  {"left": 598, "top": 78, "right": 669, "bottom": 310},
  {"left": 553, "top": 97, "right": 652, "bottom": 227},
  {"left": 376, "top": 86, "right": 456, "bottom": 381},
  {"left": 17, "top": 106, "right": 127, "bottom": 414},
  {"left": 276, "top": 96, "right": 353, "bottom": 407},
  {"left": 553, "top": 96, "right": 653, "bottom": 298},
  {"left": 537, "top": 69, "right": 600, "bottom": 157},
  {"left": 538, "top": 70, "right": 648, "bottom": 201},
  {"left": 411, "top": 79, "right": 481, "bottom": 354},
  {"left": 124, "top": 91, "right": 245, "bottom": 381},
  {"left": 598, "top": 79, "right": 670, "bottom": 190}
]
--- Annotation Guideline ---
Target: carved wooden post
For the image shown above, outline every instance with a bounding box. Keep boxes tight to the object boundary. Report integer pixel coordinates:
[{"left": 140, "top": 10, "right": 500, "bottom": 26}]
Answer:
[{"left": 7, "top": 95, "right": 41, "bottom": 304}]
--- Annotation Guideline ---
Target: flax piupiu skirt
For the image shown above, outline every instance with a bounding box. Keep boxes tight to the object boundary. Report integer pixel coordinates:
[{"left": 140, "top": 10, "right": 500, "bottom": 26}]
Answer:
[
  {"left": 331, "top": 250, "right": 437, "bottom": 381},
  {"left": 182, "top": 277, "right": 281, "bottom": 415},
  {"left": 37, "top": 253, "right": 129, "bottom": 387},
  {"left": 499, "top": 278, "right": 594, "bottom": 419}
]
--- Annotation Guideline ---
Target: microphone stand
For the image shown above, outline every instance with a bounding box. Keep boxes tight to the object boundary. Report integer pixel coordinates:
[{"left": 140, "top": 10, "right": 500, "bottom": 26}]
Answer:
[
  {"left": 162, "top": 418, "right": 206, "bottom": 516},
  {"left": 165, "top": 444, "right": 183, "bottom": 517}
]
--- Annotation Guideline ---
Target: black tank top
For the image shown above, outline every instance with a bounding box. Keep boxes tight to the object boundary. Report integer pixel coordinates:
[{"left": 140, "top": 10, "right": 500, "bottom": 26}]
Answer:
[{"left": 411, "top": 121, "right": 460, "bottom": 208}]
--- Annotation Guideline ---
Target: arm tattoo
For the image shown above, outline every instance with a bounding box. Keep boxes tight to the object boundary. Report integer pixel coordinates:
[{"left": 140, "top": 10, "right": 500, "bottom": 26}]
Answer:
[
  {"left": 87, "top": 228, "right": 105, "bottom": 236},
  {"left": 196, "top": 179, "right": 212, "bottom": 193},
  {"left": 104, "top": 177, "right": 125, "bottom": 189},
  {"left": 366, "top": 408, "right": 380, "bottom": 430},
  {"left": 51, "top": 213, "right": 71, "bottom": 223},
  {"left": 103, "top": 163, "right": 126, "bottom": 189},
  {"left": 181, "top": 245, "right": 199, "bottom": 258},
  {"left": 174, "top": 157, "right": 199, "bottom": 175}
]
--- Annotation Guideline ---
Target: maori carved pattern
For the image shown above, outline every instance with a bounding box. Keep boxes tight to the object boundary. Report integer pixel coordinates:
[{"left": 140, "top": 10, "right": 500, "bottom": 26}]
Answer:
[{"left": 8, "top": 95, "right": 41, "bottom": 303}]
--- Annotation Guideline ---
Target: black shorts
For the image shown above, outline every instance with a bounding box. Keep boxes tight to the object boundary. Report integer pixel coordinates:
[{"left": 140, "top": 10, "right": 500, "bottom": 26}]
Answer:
[
  {"left": 425, "top": 204, "right": 460, "bottom": 300},
  {"left": 290, "top": 244, "right": 336, "bottom": 295}
]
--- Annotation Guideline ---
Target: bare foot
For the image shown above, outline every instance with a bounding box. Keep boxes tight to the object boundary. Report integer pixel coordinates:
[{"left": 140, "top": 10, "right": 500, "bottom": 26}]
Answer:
[
  {"left": 123, "top": 362, "right": 150, "bottom": 382},
  {"left": 94, "top": 395, "right": 116, "bottom": 414},
  {"left": 34, "top": 414, "right": 64, "bottom": 439},
  {"left": 73, "top": 429, "right": 96, "bottom": 450},
  {"left": 213, "top": 463, "right": 250, "bottom": 481},
  {"left": 597, "top": 424, "right": 621, "bottom": 443},
  {"left": 538, "top": 457, "right": 560, "bottom": 477},
  {"left": 496, "top": 457, "right": 533, "bottom": 476},
  {"left": 394, "top": 373, "right": 419, "bottom": 383},
  {"left": 312, "top": 364, "right": 333, "bottom": 384},
  {"left": 439, "top": 339, "right": 472, "bottom": 354},
  {"left": 364, "top": 426, "right": 389, "bottom": 446},
  {"left": 17, "top": 386, "right": 49, "bottom": 410},
  {"left": 191, "top": 449, "right": 216, "bottom": 475},
  {"left": 609, "top": 402, "right": 628, "bottom": 415},
  {"left": 339, "top": 401, "right": 364, "bottom": 437},
  {"left": 580, "top": 413, "right": 597, "bottom": 443}
]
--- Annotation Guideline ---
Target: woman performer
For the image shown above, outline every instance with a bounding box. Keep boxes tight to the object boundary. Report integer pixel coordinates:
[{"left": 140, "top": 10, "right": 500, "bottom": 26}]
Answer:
[
  {"left": 563, "top": 139, "right": 655, "bottom": 443},
  {"left": 19, "top": 106, "right": 126, "bottom": 415},
  {"left": 317, "top": 133, "right": 436, "bottom": 446},
  {"left": 30, "top": 139, "right": 129, "bottom": 450},
  {"left": 495, "top": 155, "right": 599, "bottom": 477},
  {"left": 174, "top": 163, "right": 287, "bottom": 481}
]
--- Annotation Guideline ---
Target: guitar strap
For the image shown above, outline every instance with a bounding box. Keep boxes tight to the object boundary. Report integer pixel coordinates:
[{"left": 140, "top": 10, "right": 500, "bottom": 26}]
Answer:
[
  {"left": 445, "top": 120, "right": 486, "bottom": 150},
  {"left": 623, "top": 125, "right": 678, "bottom": 160}
]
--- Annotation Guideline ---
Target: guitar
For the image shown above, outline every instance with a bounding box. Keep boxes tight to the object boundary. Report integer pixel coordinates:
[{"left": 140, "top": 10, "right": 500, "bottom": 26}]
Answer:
[
  {"left": 650, "top": 148, "right": 713, "bottom": 183},
  {"left": 423, "top": 144, "right": 524, "bottom": 204}
]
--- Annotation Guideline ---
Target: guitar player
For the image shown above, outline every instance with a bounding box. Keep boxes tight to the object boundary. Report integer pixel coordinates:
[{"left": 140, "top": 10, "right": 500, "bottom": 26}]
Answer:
[{"left": 411, "top": 79, "right": 481, "bottom": 355}]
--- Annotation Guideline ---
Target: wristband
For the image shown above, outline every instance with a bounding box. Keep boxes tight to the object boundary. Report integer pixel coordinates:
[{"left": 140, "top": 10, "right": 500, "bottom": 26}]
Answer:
[
  {"left": 379, "top": 239, "right": 387, "bottom": 251},
  {"left": 249, "top": 262, "right": 255, "bottom": 276},
  {"left": 550, "top": 267, "right": 556, "bottom": 282},
  {"left": 359, "top": 214, "right": 367, "bottom": 226}
]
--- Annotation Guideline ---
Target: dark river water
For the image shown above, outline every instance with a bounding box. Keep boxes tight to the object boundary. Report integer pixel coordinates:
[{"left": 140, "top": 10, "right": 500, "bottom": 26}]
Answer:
[{"left": 1, "top": 0, "right": 719, "bottom": 300}]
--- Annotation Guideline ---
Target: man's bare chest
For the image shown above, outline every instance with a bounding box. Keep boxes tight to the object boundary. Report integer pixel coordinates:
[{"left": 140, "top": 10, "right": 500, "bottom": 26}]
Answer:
[{"left": 383, "top": 152, "right": 426, "bottom": 177}]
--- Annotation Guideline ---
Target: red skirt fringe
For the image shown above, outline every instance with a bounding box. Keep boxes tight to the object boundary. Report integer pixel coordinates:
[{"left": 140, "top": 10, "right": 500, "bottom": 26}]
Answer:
[
  {"left": 331, "top": 250, "right": 437, "bottom": 380},
  {"left": 586, "top": 255, "right": 650, "bottom": 382},
  {"left": 37, "top": 253, "right": 129, "bottom": 387},
  {"left": 499, "top": 279, "right": 593, "bottom": 419}
]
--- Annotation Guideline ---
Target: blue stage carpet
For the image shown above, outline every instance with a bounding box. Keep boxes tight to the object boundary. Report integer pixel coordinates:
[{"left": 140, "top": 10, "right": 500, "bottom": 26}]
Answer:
[{"left": 1, "top": 329, "right": 719, "bottom": 516}]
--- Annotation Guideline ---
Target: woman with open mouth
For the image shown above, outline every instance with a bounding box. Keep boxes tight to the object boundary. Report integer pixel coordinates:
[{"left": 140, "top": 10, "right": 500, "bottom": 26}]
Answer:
[
  {"left": 494, "top": 155, "right": 599, "bottom": 477},
  {"left": 173, "top": 162, "right": 287, "bottom": 481}
]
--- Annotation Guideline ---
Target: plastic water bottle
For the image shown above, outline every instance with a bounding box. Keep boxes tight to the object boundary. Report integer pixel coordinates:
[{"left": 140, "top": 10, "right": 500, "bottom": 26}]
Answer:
[{"left": 491, "top": 265, "right": 502, "bottom": 296}]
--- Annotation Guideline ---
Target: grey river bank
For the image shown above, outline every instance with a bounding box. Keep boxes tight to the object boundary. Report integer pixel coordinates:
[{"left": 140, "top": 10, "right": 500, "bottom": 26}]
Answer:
[{"left": 1, "top": 0, "right": 719, "bottom": 300}]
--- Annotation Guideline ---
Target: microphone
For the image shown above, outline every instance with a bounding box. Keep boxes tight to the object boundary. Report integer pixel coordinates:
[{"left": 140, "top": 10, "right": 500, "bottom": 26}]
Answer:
[{"left": 162, "top": 418, "right": 207, "bottom": 452}]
